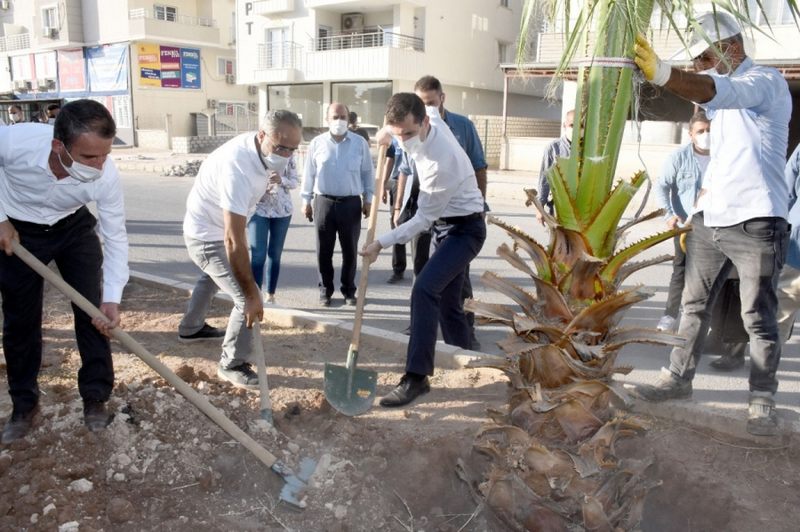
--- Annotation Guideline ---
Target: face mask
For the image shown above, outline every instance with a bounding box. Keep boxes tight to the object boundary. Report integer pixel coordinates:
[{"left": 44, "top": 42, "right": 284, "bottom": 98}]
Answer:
[
  {"left": 329, "top": 119, "right": 348, "bottom": 136},
  {"left": 694, "top": 131, "right": 711, "bottom": 151},
  {"left": 397, "top": 134, "right": 423, "bottom": 155},
  {"left": 264, "top": 152, "right": 289, "bottom": 175},
  {"left": 10, "top": 113, "right": 21, "bottom": 123},
  {"left": 47, "top": 118, "right": 56, "bottom": 125},
  {"left": 425, "top": 106, "right": 441, "bottom": 119},
  {"left": 564, "top": 126, "right": 573, "bottom": 141},
  {"left": 57, "top": 149, "right": 103, "bottom": 183}
]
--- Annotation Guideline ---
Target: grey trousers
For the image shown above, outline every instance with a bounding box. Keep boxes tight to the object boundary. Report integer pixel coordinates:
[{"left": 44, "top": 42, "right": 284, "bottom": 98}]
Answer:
[
  {"left": 179, "top": 237, "right": 252, "bottom": 369},
  {"left": 668, "top": 213, "right": 789, "bottom": 393}
]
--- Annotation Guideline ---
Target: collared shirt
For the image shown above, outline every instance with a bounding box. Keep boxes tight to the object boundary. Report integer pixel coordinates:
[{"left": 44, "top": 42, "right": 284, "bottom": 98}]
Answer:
[
  {"left": 785, "top": 143, "right": 800, "bottom": 268},
  {"left": 253, "top": 156, "right": 299, "bottom": 219},
  {"left": 301, "top": 131, "right": 374, "bottom": 204},
  {"left": 655, "top": 142, "right": 706, "bottom": 221},
  {"left": 698, "top": 57, "right": 792, "bottom": 226},
  {"left": 396, "top": 146, "right": 420, "bottom": 216},
  {"left": 0, "top": 123, "right": 129, "bottom": 303},
  {"left": 377, "top": 114, "right": 484, "bottom": 248},
  {"left": 441, "top": 109, "right": 487, "bottom": 171},
  {"left": 184, "top": 132, "right": 270, "bottom": 242},
  {"left": 538, "top": 136, "right": 571, "bottom": 208}
]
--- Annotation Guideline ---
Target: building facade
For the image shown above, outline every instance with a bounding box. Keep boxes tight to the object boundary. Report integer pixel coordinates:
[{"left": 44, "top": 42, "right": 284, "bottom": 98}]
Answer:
[
  {"left": 236, "top": 0, "right": 556, "bottom": 131},
  {"left": 0, "top": 0, "right": 256, "bottom": 146}
]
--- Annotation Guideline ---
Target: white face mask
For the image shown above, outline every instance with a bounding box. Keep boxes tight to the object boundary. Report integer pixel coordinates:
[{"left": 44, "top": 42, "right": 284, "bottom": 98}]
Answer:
[
  {"left": 264, "top": 152, "right": 289, "bottom": 175},
  {"left": 694, "top": 131, "right": 711, "bottom": 151},
  {"left": 425, "top": 105, "right": 441, "bottom": 119},
  {"left": 10, "top": 113, "right": 21, "bottom": 123},
  {"left": 564, "top": 126, "right": 573, "bottom": 141},
  {"left": 396, "top": 134, "right": 423, "bottom": 155},
  {"left": 47, "top": 118, "right": 56, "bottom": 125},
  {"left": 58, "top": 149, "right": 103, "bottom": 183},
  {"left": 329, "top": 119, "right": 348, "bottom": 136}
]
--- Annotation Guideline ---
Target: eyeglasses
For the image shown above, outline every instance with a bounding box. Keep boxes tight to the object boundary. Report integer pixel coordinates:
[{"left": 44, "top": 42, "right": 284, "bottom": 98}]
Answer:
[{"left": 272, "top": 144, "right": 298, "bottom": 155}]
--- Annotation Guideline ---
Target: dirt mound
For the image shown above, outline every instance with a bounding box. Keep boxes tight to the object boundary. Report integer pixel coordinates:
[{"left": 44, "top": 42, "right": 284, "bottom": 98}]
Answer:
[{"left": 1, "top": 281, "right": 798, "bottom": 530}]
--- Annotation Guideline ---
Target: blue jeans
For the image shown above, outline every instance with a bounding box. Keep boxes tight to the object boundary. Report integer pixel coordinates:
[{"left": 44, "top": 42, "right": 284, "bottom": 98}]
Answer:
[
  {"left": 669, "top": 213, "right": 789, "bottom": 393},
  {"left": 406, "top": 216, "right": 486, "bottom": 376},
  {"left": 247, "top": 214, "right": 292, "bottom": 294}
]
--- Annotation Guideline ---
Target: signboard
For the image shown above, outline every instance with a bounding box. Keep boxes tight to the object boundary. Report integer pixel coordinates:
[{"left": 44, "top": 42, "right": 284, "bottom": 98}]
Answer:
[
  {"left": 57, "top": 49, "right": 87, "bottom": 92},
  {"left": 86, "top": 43, "right": 129, "bottom": 92},
  {"left": 137, "top": 43, "right": 201, "bottom": 89}
]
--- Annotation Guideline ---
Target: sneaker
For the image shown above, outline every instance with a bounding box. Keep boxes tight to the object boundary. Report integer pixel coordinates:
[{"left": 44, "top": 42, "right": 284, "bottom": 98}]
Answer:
[
  {"left": 379, "top": 374, "right": 430, "bottom": 408},
  {"left": 635, "top": 368, "right": 693, "bottom": 402},
  {"left": 345, "top": 297, "right": 358, "bottom": 306},
  {"left": 83, "top": 400, "right": 113, "bottom": 432},
  {"left": 320, "top": 295, "right": 332, "bottom": 307},
  {"left": 387, "top": 272, "right": 404, "bottom": 284},
  {"left": 656, "top": 315, "right": 677, "bottom": 331},
  {"left": 179, "top": 323, "right": 225, "bottom": 343},
  {"left": 1, "top": 404, "right": 39, "bottom": 444},
  {"left": 265, "top": 293, "right": 276, "bottom": 304},
  {"left": 217, "top": 363, "right": 259, "bottom": 390},
  {"left": 747, "top": 392, "right": 778, "bottom": 436}
]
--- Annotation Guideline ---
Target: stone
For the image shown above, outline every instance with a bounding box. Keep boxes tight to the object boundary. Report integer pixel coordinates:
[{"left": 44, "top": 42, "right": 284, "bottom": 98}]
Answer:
[
  {"left": 68, "top": 478, "right": 93, "bottom": 493},
  {"left": 43, "top": 503, "right": 56, "bottom": 516},
  {"left": 107, "top": 497, "right": 135, "bottom": 524},
  {"left": 58, "top": 521, "right": 79, "bottom": 532}
]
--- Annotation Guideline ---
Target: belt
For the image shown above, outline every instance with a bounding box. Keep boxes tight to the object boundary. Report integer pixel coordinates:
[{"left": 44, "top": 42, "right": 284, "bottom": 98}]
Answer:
[
  {"left": 436, "top": 212, "right": 482, "bottom": 225},
  {"left": 318, "top": 194, "right": 359, "bottom": 202},
  {"left": 8, "top": 206, "right": 89, "bottom": 234}
]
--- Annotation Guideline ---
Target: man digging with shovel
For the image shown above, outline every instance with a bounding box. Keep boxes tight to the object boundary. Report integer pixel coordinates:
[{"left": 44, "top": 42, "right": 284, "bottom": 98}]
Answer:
[{"left": 361, "top": 93, "right": 486, "bottom": 407}]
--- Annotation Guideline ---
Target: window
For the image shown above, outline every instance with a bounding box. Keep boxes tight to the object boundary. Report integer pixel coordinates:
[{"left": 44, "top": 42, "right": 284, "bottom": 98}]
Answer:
[
  {"left": 331, "top": 81, "right": 392, "bottom": 128},
  {"left": 266, "top": 27, "right": 290, "bottom": 68},
  {"left": 218, "top": 57, "right": 235, "bottom": 76},
  {"left": 42, "top": 6, "right": 59, "bottom": 29},
  {"left": 268, "top": 83, "right": 324, "bottom": 129},
  {"left": 498, "top": 41, "right": 510, "bottom": 63},
  {"left": 500, "top": 0, "right": 509, "bottom": 7},
  {"left": 154, "top": 4, "right": 177, "bottom": 22}
]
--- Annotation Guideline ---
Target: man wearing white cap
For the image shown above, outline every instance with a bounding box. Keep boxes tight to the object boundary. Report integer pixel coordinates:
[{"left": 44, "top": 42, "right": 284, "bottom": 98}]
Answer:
[{"left": 633, "top": 12, "right": 792, "bottom": 436}]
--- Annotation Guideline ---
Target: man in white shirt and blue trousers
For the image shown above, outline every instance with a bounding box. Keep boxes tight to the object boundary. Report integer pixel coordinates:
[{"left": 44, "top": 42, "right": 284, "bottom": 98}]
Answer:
[
  {"left": 362, "top": 93, "right": 486, "bottom": 407},
  {"left": 634, "top": 12, "right": 792, "bottom": 436},
  {"left": 0, "top": 100, "right": 129, "bottom": 443}
]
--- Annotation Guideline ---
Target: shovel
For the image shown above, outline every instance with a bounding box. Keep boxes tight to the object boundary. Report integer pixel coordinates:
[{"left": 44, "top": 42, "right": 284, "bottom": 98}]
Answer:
[
  {"left": 323, "top": 142, "right": 389, "bottom": 416},
  {"left": 252, "top": 321, "right": 273, "bottom": 424},
  {"left": 11, "top": 240, "right": 313, "bottom": 509}
]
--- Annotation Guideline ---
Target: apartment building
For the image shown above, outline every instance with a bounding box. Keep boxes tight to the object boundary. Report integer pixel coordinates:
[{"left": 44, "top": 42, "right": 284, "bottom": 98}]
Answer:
[
  {"left": 236, "top": 0, "right": 556, "bottom": 131},
  {"left": 0, "top": 0, "right": 255, "bottom": 146}
]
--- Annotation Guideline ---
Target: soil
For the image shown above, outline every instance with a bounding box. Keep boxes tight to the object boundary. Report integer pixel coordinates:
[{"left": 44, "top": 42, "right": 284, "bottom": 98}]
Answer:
[{"left": 1, "top": 280, "right": 799, "bottom": 531}]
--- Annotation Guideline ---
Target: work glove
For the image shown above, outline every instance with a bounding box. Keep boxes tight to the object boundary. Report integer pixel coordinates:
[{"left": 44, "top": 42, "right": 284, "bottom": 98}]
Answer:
[{"left": 634, "top": 33, "right": 672, "bottom": 86}]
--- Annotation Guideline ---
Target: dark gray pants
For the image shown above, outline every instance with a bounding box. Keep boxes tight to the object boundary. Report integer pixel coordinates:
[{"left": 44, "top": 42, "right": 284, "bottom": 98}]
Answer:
[
  {"left": 314, "top": 194, "right": 361, "bottom": 298},
  {"left": 664, "top": 235, "right": 686, "bottom": 319},
  {"left": 668, "top": 213, "right": 788, "bottom": 393}
]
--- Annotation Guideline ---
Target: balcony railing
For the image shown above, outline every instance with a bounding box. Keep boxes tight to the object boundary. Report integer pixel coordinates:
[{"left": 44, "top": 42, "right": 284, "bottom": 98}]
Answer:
[
  {"left": 257, "top": 41, "right": 303, "bottom": 70},
  {"left": 0, "top": 32, "right": 31, "bottom": 52},
  {"left": 312, "top": 28, "right": 424, "bottom": 52},
  {"left": 129, "top": 8, "right": 216, "bottom": 28}
]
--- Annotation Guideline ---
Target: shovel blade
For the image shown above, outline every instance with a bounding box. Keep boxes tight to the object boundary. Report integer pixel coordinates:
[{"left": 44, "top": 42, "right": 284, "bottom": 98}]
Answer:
[{"left": 324, "top": 362, "right": 377, "bottom": 416}]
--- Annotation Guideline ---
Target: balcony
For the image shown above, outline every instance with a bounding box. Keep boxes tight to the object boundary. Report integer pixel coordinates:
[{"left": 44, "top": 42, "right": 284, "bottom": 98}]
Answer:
[
  {"left": 0, "top": 32, "right": 31, "bottom": 53},
  {"left": 128, "top": 8, "right": 219, "bottom": 44},
  {"left": 305, "top": 0, "right": 394, "bottom": 8},
  {"left": 253, "top": 0, "right": 295, "bottom": 16},
  {"left": 313, "top": 28, "right": 424, "bottom": 52},
  {"left": 537, "top": 30, "right": 685, "bottom": 65},
  {"left": 255, "top": 41, "right": 304, "bottom": 83}
]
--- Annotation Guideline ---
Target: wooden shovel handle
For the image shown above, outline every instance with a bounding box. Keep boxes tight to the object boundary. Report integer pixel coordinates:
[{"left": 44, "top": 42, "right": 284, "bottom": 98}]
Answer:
[{"left": 11, "top": 240, "right": 280, "bottom": 469}]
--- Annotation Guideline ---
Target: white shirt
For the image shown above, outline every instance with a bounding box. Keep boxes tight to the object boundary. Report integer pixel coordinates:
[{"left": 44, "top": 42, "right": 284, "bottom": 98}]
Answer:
[
  {"left": 0, "top": 123, "right": 129, "bottom": 303},
  {"left": 698, "top": 58, "right": 791, "bottom": 226},
  {"left": 183, "top": 132, "right": 270, "bottom": 242},
  {"left": 377, "top": 114, "right": 484, "bottom": 248}
]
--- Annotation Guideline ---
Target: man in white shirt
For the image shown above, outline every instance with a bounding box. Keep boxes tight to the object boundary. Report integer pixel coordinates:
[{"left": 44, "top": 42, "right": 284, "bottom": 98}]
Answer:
[
  {"left": 362, "top": 93, "right": 486, "bottom": 407},
  {"left": 180, "top": 110, "right": 302, "bottom": 389},
  {"left": 0, "top": 99, "right": 129, "bottom": 443},
  {"left": 634, "top": 12, "right": 791, "bottom": 436},
  {"left": 301, "top": 102, "right": 374, "bottom": 307}
]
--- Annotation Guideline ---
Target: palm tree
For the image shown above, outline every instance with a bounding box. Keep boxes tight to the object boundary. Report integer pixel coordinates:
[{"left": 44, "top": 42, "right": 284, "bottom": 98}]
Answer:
[{"left": 461, "top": 1, "right": 799, "bottom": 529}]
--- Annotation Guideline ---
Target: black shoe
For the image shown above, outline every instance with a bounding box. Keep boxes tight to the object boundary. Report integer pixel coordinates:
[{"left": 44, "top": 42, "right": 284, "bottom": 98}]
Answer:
[
  {"left": 83, "top": 400, "right": 113, "bottom": 432},
  {"left": 217, "top": 363, "right": 259, "bottom": 389},
  {"left": 635, "top": 368, "right": 693, "bottom": 402},
  {"left": 1, "top": 404, "right": 39, "bottom": 444},
  {"left": 387, "top": 272, "right": 404, "bottom": 284},
  {"left": 709, "top": 353, "right": 746, "bottom": 371},
  {"left": 345, "top": 297, "right": 358, "bottom": 306},
  {"left": 179, "top": 323, "right": 225, "bottom": 343},
  {"left": 469, "top": 330, "right": 481, "bottom": 351},
  {"left": 320, "top": 295, "right": 332, "bottom": 307},
  {"left": 379, "top": 374, "right": 430, "bottom": 408}
]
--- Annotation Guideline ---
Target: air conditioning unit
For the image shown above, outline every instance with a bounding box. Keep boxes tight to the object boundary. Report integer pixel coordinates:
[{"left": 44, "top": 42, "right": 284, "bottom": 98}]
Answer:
[
  {"left": 247, "top": 102, "right": 257, "bottom": 112},
  {"left": 42, "top": 26, "right": 58, "bottom": 38},
  {"left": 341, "top": 13, "right": 364, "bottom": 33},
  {"left": 247, "top": 85, "right": 258, "bottom": 95},
  {"left": 225, "top": 73, "right": 236, "bottom": 84},
  {"left": 0, "top": 1, "right": 10, "bottom": 11},
  {"left": 13, "top": 79, "right": 31, "bottom": 91}
]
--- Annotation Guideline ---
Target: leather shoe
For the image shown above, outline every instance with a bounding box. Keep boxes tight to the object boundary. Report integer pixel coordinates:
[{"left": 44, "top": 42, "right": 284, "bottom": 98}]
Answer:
[
  {"left": 2, "top": 404, "right": 39, "bottom": 444},
  {"left": 84, "top": 400, "right": 113, "bottom": 432},
  {"left": 709, "top": 346, "right": 746, "bottom": 371},
  {"left": 379, "top": 374, "right": 430, "bottom": 407},
  {"left": 387, "top": 272, "right": 404, "bottom": 284}
]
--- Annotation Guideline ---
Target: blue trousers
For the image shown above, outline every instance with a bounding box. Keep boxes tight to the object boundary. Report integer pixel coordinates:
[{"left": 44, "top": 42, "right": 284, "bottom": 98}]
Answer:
[
  {"left": 247, "top": 214, "right": 292, "bottom": 294},
  {"left": 406, "top": 216, "right": 486, "bottom": 376},
  {"left": 669, "top": 213, "right": 788, "bottom": 393}
]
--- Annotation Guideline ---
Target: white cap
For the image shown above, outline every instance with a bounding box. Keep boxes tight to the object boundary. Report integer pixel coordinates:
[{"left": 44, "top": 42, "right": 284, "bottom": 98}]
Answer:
[{"left": 688, "top": 12, "right": 742, "bottom": 59}]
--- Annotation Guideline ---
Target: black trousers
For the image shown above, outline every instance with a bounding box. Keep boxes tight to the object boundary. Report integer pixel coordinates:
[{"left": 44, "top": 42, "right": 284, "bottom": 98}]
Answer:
[
  {"left": 313, "top": 194, "right": 361, "bottom": 298},
  {"left": 0, "top": 207, "right": 113, "bottom": 413},
  {"left": 387, "top": 180, "right": 407, "bottom": 275},
  {"left": 397, "top": 196, "right": 431, "bottom": 276}
]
